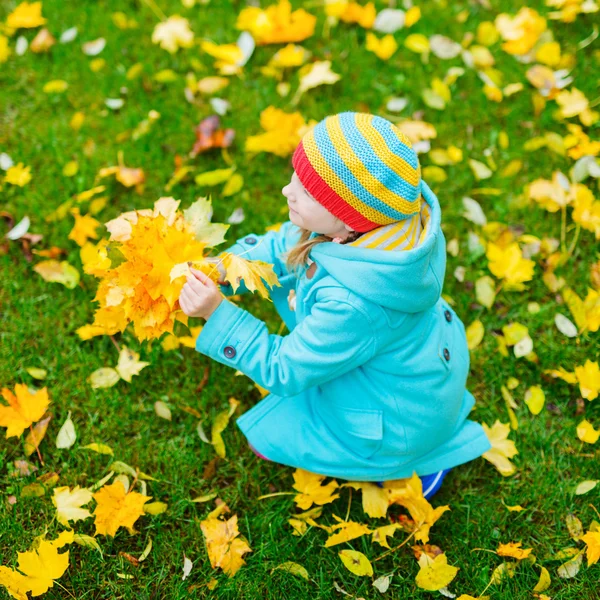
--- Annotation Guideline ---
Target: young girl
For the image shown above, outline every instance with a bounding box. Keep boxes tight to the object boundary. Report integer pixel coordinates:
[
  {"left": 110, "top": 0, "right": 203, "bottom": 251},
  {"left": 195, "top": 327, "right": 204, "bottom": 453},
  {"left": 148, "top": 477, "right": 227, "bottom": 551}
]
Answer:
[{"left": 179, "top": 111, "right": 491, "bottom": 500}]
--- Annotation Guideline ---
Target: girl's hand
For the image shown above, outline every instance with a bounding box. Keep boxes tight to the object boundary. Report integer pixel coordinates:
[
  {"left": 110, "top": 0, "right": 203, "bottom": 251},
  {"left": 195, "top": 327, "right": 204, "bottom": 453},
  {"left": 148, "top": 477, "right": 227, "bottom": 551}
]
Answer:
[{"left": 179, "top": 268, "right": 224, "bottom": 320}]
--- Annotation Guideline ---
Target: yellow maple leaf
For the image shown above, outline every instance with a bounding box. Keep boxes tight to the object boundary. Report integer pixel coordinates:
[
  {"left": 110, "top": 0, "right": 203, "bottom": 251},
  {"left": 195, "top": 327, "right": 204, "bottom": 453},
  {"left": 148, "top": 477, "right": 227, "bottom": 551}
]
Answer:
[
  {"left": 236, "top": 0, "right": 316, "bottom": 45},
  {"left": 245, "top": 106, "right": 315, "bottom": 157},
  {"left": 544, "top": 366, "right": 578, "bottom": 384},
  {"left": 80, "top": 197, "right": 221, "bottom": 341},
  {"left": 0, "top": 35, "right": 10, "bottom": 63},
  {"left": 15, "top": 530, "right": 74, "bottom": 596},
  {"left": 0, "top": 384, "right": 50, "bottom": 439},
  {"left": 292, "top": 469, "right": 340, "bottom": 510},
  {"left": 371, "top": 522, "right": 403, "bottom": 548},
  {"left": 92, "top": 481, "right": 150, "bottom": 536},
  {"left": 415, "top": 552, "right": 459, "bottom": 591},
  {"left": 6, "top": 1, "right": 47, "bottom": 31},
  {"left": 200, "top": 514, "right": 252, "bottom": 576},
  {"left": 527, "top": 171, "right": 572, "bottom": 212},
  {"left": 563, "top": 287, "right": 600, "bottom": 334},
  {"left": 326, "top": 1, "right": 376, "bottom": 28},
  {"left": 494, "top": 7, "right": 546, "bottom": 56},
  {"left": 497, "top": 541, "right": 533, "bottom": 560},
  {"left": 343, "top": 481, "right": 389, "bottom": 518},
  {"left": 264, "top": 43, "right": 309, "bottom": 73},
  {"left": 0, "top": 565, "right": 30, "bottom": 600},
  {"left": 366, "top": 32, "right": 398, "bottom": 60},
  {"left": 571, "top": 187, "right": 600, "bottom": 240},
  {"left": 486, "top": 242, "right": 535, "bottom": 290},
  {"left": 292, "top": 60, "right": 341, "bottom": 106},
  {"left": 396, "top": 119, "right": 437, "bottom": 145},
  {"left": 581, "top": 531, "right": 600, "bottom": 566},
  {"left": 98, "top": 159, "right": 145, "bottom": 189},
  {"left": 482, "top": 420, "right": 518, "bottom": 476},
  {"left": 220, "top": 252, "right": 281, "bottom": 299},
  {"left": 115, "top": 346, "right": 150, "bottom": 382},
  {"left": 80, "top": 239, "right": 111, "bottom": 277},
  {"left": 324, "top": 515, "right": 372, "bottom": 547},
  {"left": 52, "top": 486, "right": 93, "bottom": 527},
  {"left": 200, "top": 40, "right": 244, "bottom": 75},
  {"left": 151, "top": 15, "right": 194, "bottom": 54},
  {"left": 68, "top": 208, "right": 100, "bottom": 247},
  {"left": 577, "top": 419, "right": 599, "bottom": 444},
  {"left": 386, "top": 473, "right": 450, "bottom": 543},
  {"left": 556, "top": 88, "right": 599, "bottom": 126},
  {"left": 575, "top": 360, "right": 600, "bottom": 400},
  {"left": 4, "top": 163, "right": 32, "bottom": 187}
]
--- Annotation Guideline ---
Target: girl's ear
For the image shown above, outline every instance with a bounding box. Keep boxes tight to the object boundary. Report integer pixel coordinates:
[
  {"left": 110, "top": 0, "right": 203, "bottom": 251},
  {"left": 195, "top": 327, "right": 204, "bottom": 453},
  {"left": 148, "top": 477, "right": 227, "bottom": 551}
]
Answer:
[{"left": 344, "top": 223, "right": 354, "bottom": 232}]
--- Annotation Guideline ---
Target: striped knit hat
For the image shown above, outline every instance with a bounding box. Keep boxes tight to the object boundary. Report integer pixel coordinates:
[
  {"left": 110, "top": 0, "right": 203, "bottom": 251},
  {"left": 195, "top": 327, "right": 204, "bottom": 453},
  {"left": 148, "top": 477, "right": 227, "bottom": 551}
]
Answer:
[{"left": 292, "top": 112, "right": 422, "bottom": 233}]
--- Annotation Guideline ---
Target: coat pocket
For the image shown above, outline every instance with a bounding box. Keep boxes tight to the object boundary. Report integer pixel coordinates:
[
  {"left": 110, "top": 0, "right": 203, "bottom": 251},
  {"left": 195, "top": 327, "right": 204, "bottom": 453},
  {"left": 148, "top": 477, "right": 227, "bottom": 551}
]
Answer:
[{"left": 322, "top": 403, "right": 384, "bottom": 460}]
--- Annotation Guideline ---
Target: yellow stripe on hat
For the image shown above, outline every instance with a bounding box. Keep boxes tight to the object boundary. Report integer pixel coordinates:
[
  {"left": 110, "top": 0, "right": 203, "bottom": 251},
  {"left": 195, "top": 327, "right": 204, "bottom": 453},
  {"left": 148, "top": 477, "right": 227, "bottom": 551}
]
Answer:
[
  {"left": 325, "top": 115, "right": 421, "bottom": 214},
  {"left": 302, "top": 128, "right": 399, "bottom": 226},
  {"left": 353, "top": 114, "right": 420, "bottom": 187}
]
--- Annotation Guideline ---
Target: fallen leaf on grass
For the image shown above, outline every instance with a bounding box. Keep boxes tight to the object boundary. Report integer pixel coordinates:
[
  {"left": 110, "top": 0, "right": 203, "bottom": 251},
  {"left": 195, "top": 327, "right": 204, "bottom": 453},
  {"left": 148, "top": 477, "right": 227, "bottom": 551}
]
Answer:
[
  {"left": 211, "top": 398, "right": 240, "bottom": 458},
  {"left": 339, "top": 549, "right": 373, "bottom": 576},
  {"left": 200, "top": 514, "right": 252, "bottom": 577},
  {"left": 292, "top": 469, "right": 340, "bottom": 510},
  {"left": 52, "top": 486, "right": 93, "bottom": 526},
  {"left": 93, "top": 481, "right": 150, "bottom": 537},
  {"left": 0, "top": 384, "right": 50, "bottom": 439},
  {"left": 33, "top": 260, "right": 80, "bottom": 288},
  {"left": 482, "top": 421, "right": 518, "bottom": 476},
  {"left": 415, "top": 552, "right": 459, "bottom": 591}
]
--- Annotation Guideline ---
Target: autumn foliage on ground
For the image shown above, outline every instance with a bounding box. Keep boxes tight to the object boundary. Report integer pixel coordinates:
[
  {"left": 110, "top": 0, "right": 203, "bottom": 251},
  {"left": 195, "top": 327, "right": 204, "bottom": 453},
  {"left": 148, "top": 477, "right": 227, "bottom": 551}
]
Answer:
[{"left": 1, "top": 0, "right": 600, "bottom": 598}]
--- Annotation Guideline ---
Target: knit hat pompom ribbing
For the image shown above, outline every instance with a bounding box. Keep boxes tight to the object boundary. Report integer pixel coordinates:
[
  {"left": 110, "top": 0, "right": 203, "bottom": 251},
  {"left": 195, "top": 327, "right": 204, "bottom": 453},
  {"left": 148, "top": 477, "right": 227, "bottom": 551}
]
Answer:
[{"left": 292, "top": 112, "right": 422, "bottom": 233}]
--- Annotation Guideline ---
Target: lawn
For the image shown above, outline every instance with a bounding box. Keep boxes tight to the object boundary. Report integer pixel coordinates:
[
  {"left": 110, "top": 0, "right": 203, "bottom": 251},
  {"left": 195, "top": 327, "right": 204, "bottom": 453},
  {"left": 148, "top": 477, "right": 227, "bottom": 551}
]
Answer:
[{"left": 1, "top": 0, "right": 600, "bottom": 598}]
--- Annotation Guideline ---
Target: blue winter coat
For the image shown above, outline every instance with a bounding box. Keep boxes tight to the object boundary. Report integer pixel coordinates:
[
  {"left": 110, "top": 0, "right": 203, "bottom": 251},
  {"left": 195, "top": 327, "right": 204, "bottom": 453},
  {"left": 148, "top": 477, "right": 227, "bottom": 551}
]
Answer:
[{"left": 195, "top": 181, "right": 491, "bottom": 481}]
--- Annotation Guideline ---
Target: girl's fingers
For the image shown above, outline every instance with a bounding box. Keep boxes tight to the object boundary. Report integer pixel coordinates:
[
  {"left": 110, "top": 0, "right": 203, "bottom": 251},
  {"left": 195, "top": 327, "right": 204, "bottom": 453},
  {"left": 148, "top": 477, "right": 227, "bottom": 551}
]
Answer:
[
  {"left": 181, "top": 285, "right": 198, "bottom": 303},
  {"left": 178, "top": 294, "right": 189, "bottom": 314},
  {"left": 186, "top": 273, "right": 206, "bottom": 295},
  {"left": 190, "top": 268, "right": 216, "bottom": 288}
]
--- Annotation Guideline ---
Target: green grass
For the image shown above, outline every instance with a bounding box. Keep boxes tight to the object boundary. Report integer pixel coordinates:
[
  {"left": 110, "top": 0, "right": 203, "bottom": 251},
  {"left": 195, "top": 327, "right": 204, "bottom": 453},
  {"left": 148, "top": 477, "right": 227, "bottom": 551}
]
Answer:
[{"left": 1, "top": 0, "right": 600, "bottom": 598}]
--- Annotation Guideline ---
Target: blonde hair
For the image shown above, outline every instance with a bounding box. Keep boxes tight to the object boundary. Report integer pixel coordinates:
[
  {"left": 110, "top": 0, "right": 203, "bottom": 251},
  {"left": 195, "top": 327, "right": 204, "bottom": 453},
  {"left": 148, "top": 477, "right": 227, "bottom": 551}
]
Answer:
[{"left": 284, "top": 228, "right": 362, "bottom": 275}]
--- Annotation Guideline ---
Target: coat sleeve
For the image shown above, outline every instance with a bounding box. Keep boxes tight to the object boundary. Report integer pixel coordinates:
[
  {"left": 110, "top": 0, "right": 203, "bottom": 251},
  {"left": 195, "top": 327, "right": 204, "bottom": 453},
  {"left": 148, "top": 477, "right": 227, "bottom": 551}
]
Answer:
[
  {"left": 215, "top": 220, "right": 302, "bottom": 298},
  {"left": 195, "top": 295, "right": 377, "bottom": 396}
]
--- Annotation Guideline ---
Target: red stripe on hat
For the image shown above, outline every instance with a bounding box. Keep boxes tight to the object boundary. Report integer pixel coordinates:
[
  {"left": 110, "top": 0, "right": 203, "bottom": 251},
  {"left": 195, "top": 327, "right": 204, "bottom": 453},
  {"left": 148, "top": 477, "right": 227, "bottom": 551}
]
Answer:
[{"left": 292, "top": 141, "right": 379, "bottom": 233}]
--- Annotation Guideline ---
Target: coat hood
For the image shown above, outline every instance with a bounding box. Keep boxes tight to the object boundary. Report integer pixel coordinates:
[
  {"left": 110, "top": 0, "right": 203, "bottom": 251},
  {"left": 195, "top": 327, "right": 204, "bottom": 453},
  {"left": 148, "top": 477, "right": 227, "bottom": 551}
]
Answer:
[{"left": 309, "top": 181, "right": 446, "bottom": 313}]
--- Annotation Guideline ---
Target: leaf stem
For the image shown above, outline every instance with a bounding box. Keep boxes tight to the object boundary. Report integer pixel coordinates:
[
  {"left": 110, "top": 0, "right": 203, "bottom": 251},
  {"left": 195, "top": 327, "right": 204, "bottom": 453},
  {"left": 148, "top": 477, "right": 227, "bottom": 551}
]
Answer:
[
  {"left": 561, "top": 204, "right": 567, "bottom": 253},
  {"left": 139, "top": 0, "right": 167, "bottom": 21},
  {"left": 110, "top": 336, "right": 121, "bottom": 352},
  {"left": 344, "top": 488, "right": 352, "bottom": 522},
  {"left": 566, "top": 223, "right": 581, "bottom": 257},
  {"left": 373, "top": 521, "right": 423, "bottom": 562},
  {"left": 257, "top": 491, "right": 296, "bottom": 500}
]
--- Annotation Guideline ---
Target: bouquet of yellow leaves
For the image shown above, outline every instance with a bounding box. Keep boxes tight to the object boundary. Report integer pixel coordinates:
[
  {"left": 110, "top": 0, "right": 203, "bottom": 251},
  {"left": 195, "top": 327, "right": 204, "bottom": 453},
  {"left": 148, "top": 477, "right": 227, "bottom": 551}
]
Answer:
[{"left": 77, "top": 196, "right": 280, "bottom": 341}]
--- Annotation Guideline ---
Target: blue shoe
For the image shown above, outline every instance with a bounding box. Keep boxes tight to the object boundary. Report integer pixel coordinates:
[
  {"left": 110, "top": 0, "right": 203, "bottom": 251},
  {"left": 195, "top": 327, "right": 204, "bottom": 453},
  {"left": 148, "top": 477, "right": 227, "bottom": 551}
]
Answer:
[{"left": 375, "top": 469, "right": 451, "bottom": 500}]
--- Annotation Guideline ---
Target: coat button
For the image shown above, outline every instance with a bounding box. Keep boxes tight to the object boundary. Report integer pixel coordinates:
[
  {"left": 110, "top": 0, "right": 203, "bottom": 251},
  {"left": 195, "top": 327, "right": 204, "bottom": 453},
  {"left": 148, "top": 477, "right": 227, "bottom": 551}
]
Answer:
[
  {"left": 444, "top": 309, "right": 452, "bottom": 323},
  {"left": 443, "top": 347, "right": 450, "bottom": 361},
  {"left": 244, "top": 236, "right": 257, "bottom": 245},
  {"left": 223, "top": 346, "right": 236, "bottom": 358}
]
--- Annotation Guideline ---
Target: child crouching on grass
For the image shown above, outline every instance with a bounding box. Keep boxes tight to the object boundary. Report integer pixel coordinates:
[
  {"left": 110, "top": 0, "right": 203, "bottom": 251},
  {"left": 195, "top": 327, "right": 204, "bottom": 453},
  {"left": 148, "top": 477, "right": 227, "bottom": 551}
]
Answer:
[{"left": 178, "top": 112, "right": 491, "bottom": 500}]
